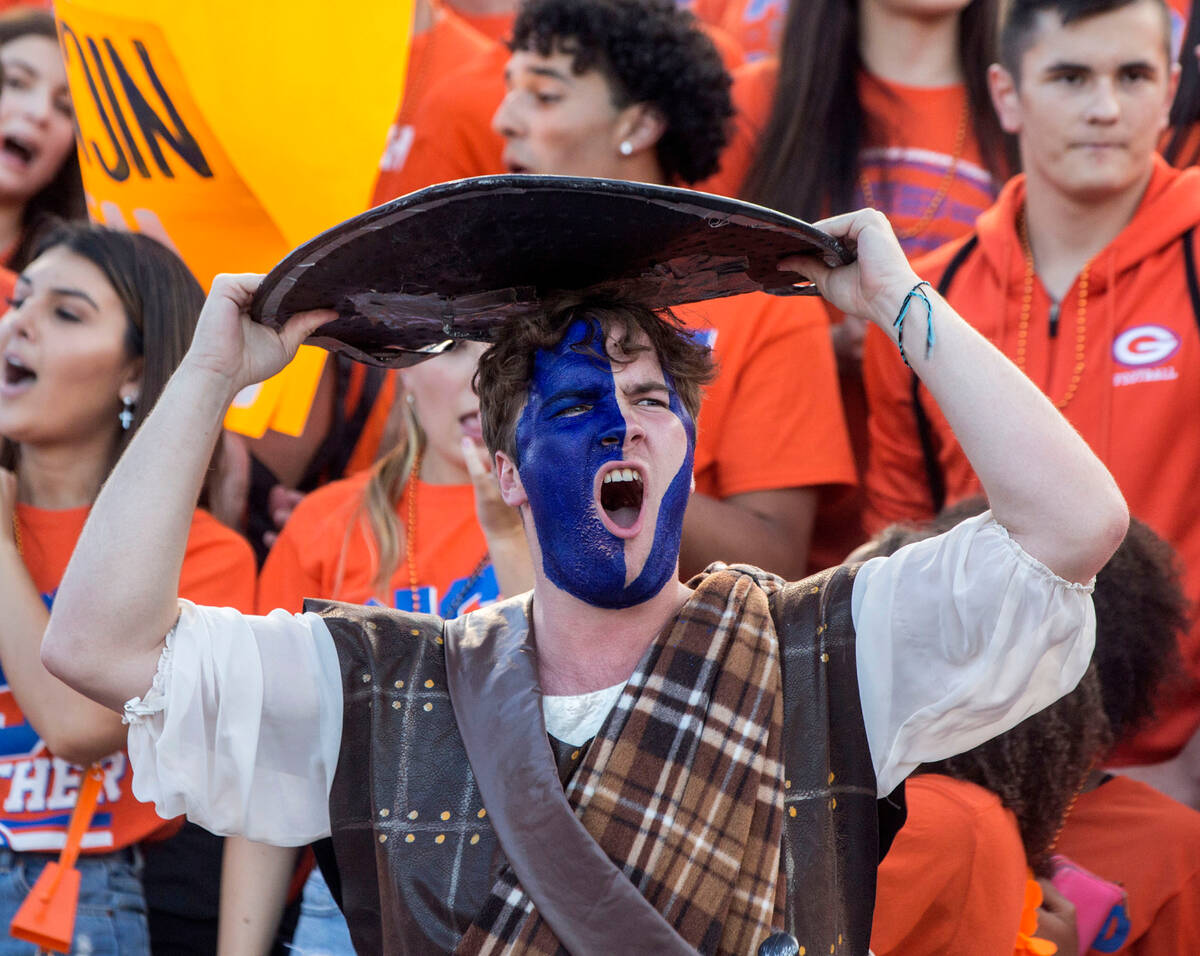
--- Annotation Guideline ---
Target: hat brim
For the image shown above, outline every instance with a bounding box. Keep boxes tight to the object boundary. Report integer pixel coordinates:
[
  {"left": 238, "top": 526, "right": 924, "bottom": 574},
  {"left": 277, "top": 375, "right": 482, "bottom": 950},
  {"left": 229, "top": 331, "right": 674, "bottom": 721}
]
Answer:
[{"left": 250, "top": 175, "right": 852, "bottom": 367}]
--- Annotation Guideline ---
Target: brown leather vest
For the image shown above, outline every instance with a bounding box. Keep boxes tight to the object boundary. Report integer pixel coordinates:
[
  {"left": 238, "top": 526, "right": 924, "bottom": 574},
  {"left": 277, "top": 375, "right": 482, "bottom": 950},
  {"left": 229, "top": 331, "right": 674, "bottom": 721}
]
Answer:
[{"left": 310, "top": 563, "right": 879, "bottom": 955}]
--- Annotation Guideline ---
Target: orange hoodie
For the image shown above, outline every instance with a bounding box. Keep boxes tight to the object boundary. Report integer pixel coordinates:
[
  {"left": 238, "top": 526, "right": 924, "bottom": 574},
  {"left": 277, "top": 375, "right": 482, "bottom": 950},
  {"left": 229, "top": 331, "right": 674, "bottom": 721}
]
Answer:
[{"left": 863, "top": 155, "right": 1200, "bottom": 764}]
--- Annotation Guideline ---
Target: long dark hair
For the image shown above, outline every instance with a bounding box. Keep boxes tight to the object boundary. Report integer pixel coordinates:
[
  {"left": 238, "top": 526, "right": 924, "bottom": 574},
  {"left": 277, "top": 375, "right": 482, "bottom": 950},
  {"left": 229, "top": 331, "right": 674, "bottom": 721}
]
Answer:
[
  {"left": 1165, "top": 1, "right": 1200, "bottom": 165},
  {"left": 742, "top": 0, "right": 1013, "bottom": 219},
  {"left": 0, "top": 9, "right": 87, "bottom": 271},
  {"left": 1, "top": 222, "right": 204, "bottom": 478}
]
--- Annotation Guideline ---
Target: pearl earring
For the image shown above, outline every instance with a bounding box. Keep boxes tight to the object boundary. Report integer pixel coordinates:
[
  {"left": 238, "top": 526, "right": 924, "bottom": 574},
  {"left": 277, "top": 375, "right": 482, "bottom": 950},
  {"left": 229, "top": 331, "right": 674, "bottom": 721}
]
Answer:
[
  {"left": 119, "top": 395, "right": 136, "bottom": 431},
  {"left": 619, "top": 140, "right": 633, "bottom": 156}
]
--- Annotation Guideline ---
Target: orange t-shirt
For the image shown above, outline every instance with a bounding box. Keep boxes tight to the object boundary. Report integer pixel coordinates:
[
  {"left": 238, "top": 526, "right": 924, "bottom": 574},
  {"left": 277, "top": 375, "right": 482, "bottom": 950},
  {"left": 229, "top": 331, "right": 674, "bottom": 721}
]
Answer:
[
  {"left": 257, "top": 470, "right": 499, "bottom": 615},
  {"left": 863, "top": 159, "right": 1200, "bottom": 763},
  {"left": 676, "top": 292, "right": 857, "bottom": 571},
  {"left": 452, "top": 8, "right": 514, "bottom": 43},
  {"left": 678, "top": 292, "right": 855, "bottom": 498},
  {"left": 372, "top": 18, "right": 743, "bottom": 201},
  {"left": 373, "top": 44, "right": 509, "bottom": 201},
  {"left": 1054, "top": 776, "right": 1200, "bottom": 956},
  {"left": 707, "top": 65, "right": 999, "bottom": 258},
  {"left": 371, "top": 9, "right": 501, "bottom": 205},
  {"left": 871, "top": 775, "right": 1028, "bottom": 955},
  {"left": 4, "top": 506, "right": 254, "bottom": 853}
]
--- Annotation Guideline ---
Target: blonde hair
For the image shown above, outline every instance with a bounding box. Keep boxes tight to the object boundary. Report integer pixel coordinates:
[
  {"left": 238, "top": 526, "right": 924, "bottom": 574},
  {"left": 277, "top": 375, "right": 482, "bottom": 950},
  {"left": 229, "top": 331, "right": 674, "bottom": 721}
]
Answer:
[{"left": 336, "top": 391, "right": 425, "bottom": 600}]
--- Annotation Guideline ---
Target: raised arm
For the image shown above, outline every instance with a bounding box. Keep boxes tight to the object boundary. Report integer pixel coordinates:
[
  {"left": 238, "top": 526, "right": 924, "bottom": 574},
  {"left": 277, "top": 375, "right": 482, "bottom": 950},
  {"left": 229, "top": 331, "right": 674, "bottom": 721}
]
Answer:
[
  {"left": 786, "top": 209, "right": 1127, "bottom": 583},
  {"left": 40, "top": 276, "right": 333, "bottom": 711}
]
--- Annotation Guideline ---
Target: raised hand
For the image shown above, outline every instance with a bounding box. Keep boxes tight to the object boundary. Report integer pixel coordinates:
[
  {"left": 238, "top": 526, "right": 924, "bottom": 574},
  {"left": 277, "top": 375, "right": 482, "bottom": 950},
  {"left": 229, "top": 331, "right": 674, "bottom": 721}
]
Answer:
[
  {"left": 462, "top": 436, "right": 533, "bottom": 597},
  {"left": 462, "top": 436, "right": 523, "bottom": 544},
  {"left": 182, "top": 274, "right": 336, "bottom": 399},
  {"left": 779, "top": 208, "right": 920, "bottom": 329}
]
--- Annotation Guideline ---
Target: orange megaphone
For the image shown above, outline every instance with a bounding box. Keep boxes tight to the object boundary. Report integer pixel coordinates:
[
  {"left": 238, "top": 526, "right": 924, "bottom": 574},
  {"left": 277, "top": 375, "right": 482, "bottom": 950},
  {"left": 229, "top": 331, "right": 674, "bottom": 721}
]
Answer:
[{"left": 9, "top": 764, "right": 106, "bottom": 953}]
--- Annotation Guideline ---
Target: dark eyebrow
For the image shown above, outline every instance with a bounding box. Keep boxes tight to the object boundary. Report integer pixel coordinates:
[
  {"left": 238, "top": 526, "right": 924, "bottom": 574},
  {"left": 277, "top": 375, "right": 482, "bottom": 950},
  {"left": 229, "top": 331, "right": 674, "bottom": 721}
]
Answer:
[
  {"left": 50, "top": 287, "right": 100, "bottom": 310},
  {"left": 1118, "top": 59, "right": 1158, "bottom": 72},
  {"left": 527, "top": 65, "right": 571, "bottom": 83},
  {"left": 10, "top": 276, "right": 98, "bottom": 310},
  {"left": 545, "top": 385, "right": 601, "bottom": 404},
  {"left": 1043, "top": 61, "right": 1092, "bottom": 74},
  {"left": 623, "top": 380, "right": 671, "bottom": 399},
  {"left": 0, "top": 57, "right": 36, "bottom": 74}
]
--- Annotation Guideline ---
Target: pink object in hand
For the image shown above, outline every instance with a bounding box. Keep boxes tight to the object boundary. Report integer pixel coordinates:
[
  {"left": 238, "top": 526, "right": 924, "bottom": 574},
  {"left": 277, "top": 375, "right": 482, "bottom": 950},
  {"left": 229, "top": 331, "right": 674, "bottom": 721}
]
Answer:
[{"left": 1049, "top": 854, "right": 1131, "bottom": 952}]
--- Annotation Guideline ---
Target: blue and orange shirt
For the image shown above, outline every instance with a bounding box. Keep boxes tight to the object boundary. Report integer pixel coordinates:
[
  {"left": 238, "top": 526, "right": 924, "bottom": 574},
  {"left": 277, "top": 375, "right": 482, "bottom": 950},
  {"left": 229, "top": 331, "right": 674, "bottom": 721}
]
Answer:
[
  {"left": 705, "top": 63, "right": 1000, "bottom": 260},
  {"left": 257, "top": 470, "right": 501, "bottom": 616},
  {"left": 6, "top": 506, "right": 255, "bottom": 852}
]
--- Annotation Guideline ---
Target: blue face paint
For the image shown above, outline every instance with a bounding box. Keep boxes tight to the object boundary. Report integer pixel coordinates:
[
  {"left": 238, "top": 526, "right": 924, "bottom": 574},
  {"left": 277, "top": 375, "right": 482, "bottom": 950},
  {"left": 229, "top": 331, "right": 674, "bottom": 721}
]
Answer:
[{"left": 514, "top": 318, "right": 694, "bottom": 609}]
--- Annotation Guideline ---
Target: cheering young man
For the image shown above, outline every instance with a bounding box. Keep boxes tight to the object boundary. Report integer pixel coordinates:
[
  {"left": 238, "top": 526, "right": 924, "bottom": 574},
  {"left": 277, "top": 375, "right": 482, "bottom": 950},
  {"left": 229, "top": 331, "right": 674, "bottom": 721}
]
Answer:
[{"left": 42, "top": 201, "right": 1125, "bottom": 954}]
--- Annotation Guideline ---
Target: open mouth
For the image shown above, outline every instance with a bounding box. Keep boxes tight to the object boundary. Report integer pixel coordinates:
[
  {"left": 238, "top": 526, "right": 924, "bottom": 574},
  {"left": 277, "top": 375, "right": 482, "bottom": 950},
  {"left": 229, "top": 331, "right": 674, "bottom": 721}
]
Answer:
[
  {"left": 2, "top": 355, "right": 35, "bottom": 390},
  {"left": 599, "top": 466, "right": 644, "bottom": 532},
  {"left": 1, "top": 135, "right": 36, "bottom": 168}
]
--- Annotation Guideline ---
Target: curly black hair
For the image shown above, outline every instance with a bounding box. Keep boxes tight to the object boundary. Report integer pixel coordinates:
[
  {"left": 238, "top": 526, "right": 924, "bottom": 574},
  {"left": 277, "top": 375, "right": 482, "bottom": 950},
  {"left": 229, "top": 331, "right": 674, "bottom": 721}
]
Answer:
[
  {"left": 1091, "top": 516, "right": 1189, "bottom": 745},
  {"left": 871, "top": 498, "right": 1190, "bottom": 746},
  {"left": 860, "top": 499, "right": 1110, "bottom": 875},
  {"left": 862, "top": 501, "right": 1191, "bottom": 872},
  {"left": 510, "top": 0, "right": 733, "bottom": 184},
  {"left": 922, "top": 668, "right": 1110, "bottom": 876}
]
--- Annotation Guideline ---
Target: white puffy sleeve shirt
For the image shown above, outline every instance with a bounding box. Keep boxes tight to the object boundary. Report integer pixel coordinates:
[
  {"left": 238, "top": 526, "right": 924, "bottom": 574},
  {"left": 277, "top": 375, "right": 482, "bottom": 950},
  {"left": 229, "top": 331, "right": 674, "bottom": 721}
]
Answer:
[{"left": 124, "top": 510, "right": 1095, "bottom": 844}]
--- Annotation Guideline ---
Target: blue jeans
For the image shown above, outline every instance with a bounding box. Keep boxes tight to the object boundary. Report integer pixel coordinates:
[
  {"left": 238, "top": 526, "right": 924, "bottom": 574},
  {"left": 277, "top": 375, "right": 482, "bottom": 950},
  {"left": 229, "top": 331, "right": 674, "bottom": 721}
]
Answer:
[
  {"left": 288, "top": 868, "right": 354, "bottom": 956},
  {"left": 0, "top": 847, "right": 149, "bottom": 956}
]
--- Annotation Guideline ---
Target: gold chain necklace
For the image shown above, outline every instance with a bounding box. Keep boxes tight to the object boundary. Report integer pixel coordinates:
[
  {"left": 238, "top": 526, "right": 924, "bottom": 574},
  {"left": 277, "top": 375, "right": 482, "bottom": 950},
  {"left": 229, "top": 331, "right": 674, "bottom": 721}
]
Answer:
[
  {"left": 404, "top": 448, "right": 423, "bottom": 612},
  {"left": 1016, "top": 209, "right": 1090, "bottom": 411},
  {"left": 859, "top": 101, "right": 969, "bottom": 240},
  {"left": 11, "top": 513, "right": 21, "bottom": 556}
]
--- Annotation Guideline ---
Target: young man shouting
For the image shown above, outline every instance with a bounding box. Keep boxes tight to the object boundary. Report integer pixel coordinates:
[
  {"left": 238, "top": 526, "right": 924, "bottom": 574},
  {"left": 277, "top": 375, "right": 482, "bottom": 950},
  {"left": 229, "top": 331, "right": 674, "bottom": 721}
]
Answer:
[{"left": 41, "top": 200, "right": 1125, "bottom": 954}]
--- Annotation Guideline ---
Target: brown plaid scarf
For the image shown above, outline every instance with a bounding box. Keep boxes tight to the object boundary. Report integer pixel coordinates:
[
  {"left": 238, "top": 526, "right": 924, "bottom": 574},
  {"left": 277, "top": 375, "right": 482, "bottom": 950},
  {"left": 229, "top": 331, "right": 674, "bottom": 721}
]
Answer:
[{"left": 458, "top": 567, "right": 787, "bottom": 955}]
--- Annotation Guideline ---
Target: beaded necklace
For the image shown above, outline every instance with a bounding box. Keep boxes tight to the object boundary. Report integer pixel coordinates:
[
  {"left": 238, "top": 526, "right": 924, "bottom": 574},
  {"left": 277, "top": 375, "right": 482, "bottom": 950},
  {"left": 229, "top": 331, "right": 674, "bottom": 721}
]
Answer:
[
  {"left": 859, "top": 102, "right": 969, "bottom": 241},
  {"left": 1016, "top": 209, "right": 1090, "bottom": 411},
  {"left": 404, "top": 448, "right": 424, "bottom": 613},
  {"left": 403, "top": 451, "right": 492, "bottom": 617}
]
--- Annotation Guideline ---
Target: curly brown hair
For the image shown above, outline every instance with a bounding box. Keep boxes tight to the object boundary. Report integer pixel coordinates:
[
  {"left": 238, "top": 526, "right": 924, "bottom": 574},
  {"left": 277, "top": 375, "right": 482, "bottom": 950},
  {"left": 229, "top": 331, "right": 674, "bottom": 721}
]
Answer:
[
  {"left": 475, "top": 297, "right": 714, "bottom": 463},
  {"left": 1091, "top": 516, "right": 1189, "bottom": 745}
]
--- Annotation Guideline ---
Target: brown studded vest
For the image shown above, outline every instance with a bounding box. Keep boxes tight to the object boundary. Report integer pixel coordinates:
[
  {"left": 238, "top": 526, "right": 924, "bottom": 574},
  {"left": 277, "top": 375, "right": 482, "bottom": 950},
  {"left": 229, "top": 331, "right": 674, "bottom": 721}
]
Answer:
[{"left": 311, "top": 563, "right": 880, "bottom": 955}]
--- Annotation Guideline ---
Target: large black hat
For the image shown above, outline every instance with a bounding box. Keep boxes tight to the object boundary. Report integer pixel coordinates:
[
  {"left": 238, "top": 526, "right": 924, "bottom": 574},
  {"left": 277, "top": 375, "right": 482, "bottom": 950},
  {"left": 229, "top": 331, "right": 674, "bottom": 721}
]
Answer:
[{"left": 250, "top": 175, "right": 852, "bottom": 367}]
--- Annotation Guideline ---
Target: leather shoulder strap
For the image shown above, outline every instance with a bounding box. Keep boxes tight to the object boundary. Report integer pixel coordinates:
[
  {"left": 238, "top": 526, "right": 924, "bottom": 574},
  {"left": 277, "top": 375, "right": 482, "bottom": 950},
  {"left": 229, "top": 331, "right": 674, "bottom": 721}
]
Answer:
[
  {"left": 771, "top": 564, "right": 878, "bottom": 955},
  {"left": 1182, "top": 227, "right": 1200, "bottom": 337},
  {"left": 444, "top": 601, "right": 694, "bottom": 956}
]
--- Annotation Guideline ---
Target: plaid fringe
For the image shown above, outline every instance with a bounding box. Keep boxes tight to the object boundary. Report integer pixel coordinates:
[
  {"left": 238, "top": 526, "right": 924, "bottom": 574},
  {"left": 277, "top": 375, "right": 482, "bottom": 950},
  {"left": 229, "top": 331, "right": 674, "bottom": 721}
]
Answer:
[{"left": 457, "top": 568, "right": 786, "bottom": 955}]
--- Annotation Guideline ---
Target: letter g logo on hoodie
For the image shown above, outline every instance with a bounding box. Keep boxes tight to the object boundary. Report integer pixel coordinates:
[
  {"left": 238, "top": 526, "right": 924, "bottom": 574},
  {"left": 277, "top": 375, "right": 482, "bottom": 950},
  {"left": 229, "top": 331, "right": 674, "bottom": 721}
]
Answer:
[{"left": 1112, "top": 325, "right": 1181, "bottom": 368}]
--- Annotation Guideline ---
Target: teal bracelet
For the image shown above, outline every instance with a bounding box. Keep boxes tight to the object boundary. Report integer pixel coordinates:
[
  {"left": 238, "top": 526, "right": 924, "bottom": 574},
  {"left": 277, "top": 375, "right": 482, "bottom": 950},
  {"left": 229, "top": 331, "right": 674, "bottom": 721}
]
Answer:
[{"left": 893, "top": 280, "right": 935, "bottom": 369}]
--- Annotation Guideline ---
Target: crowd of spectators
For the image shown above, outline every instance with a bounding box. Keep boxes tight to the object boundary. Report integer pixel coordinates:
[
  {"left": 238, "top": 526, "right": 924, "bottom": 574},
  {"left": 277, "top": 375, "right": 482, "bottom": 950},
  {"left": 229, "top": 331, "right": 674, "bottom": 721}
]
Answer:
[{"left": 0, "top": 0, "right": 1198, "bottom": 953}]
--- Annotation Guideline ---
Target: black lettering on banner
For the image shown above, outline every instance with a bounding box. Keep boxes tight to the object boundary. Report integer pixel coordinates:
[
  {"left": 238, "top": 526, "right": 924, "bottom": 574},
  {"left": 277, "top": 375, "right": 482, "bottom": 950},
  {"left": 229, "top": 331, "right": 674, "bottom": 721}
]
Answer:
[
  {"left": 56, "top": 20, "right": 214, "bottom": 183},
  {"left": 58, "top": 22, "right": 130, "bottom": 182},
  {"left": 118, "top": 39, "right": 213, "bottom": 179},
  {"left": 90, "top": 36, "right": 149, "bottom": 178}
]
